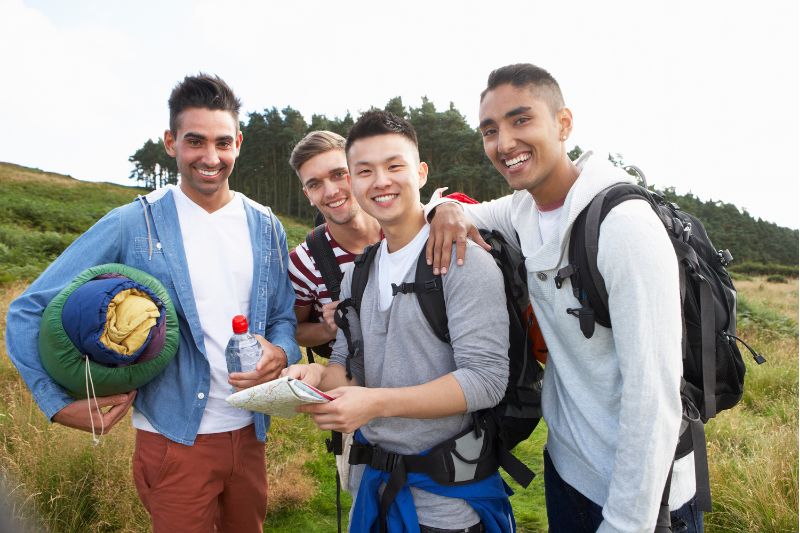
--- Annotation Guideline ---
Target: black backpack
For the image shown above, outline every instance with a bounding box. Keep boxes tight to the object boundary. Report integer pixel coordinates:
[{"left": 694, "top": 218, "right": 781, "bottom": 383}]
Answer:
[
  {"left": 334, "top": 229, "right": 544, "bottom": 489},
  {"left": 553, "top": 166, "right": 765, "bottom": 528},
  {"left": 302, "top": 224, "right": 344, "bottom": 363}
]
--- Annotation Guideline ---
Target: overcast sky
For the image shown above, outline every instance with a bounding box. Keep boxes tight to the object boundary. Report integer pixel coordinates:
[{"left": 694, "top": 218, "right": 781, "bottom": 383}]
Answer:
[{"left": 1, "top": 0, "right": 797, "bottom": 229}]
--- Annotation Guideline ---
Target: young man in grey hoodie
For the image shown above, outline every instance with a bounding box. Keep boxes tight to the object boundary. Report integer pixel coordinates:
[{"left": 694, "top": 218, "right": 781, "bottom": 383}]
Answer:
[{"left": 427, "top": 64, "right": 702, "bottom": 533}]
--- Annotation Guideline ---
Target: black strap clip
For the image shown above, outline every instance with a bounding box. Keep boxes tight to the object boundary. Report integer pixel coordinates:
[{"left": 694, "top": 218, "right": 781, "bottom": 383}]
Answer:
[
  {"left": 566, "top": 306, "right": 595, "bottom": 338},
  {"left": 554, "top": 264, "right": 576, "bottom": 289},
  {"left": 717, "top": 249, "right": 733, "bottom": 266}
]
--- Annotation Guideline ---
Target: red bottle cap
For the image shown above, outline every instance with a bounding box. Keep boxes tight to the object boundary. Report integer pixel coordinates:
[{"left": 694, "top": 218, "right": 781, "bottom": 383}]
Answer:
[{"left": 232, "top": 315, "right": 249, "bottom": 334}]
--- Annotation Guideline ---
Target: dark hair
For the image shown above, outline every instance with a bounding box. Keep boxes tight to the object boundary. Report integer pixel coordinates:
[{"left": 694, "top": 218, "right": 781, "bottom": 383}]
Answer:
[
  {"left": 168, "top": 73, "right": 242, "bottom": 133},
  {"left": 289, "top": 130, "right": 346, "bottom": 176},
  {"left": 481, "top": 63, "right": 565, "bottom": 114},
  {"left": 345, "top": 110, "right": 418, "bottom": 155}
]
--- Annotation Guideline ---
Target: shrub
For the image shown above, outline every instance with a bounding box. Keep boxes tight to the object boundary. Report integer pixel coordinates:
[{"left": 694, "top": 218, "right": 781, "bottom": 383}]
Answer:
[
  {"left": 767, "top": 275, "right": 789, "bottom": 284},
  {"left": 730, "top": 262, "right": 798, "bottom": 278}
]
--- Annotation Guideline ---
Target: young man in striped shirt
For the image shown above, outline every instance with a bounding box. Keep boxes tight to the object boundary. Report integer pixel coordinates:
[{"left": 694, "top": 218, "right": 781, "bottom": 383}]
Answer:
[{"left": 288, "top": 131, "right": 382, "bottom": 354}]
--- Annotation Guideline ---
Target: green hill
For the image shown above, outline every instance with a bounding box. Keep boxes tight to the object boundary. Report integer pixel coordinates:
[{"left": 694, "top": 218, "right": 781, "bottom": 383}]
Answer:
[
  {"left": 0, "top": 161, "right": 796, "bottom": 285},
  {"left": 0, "top": 162, "right": 308, "bottom": 284}
]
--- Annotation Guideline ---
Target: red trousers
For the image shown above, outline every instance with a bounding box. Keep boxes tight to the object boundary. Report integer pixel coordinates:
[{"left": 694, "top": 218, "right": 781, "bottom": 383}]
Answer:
[{"left": 132, "top": 425, "right": 267, "bottom": 533}]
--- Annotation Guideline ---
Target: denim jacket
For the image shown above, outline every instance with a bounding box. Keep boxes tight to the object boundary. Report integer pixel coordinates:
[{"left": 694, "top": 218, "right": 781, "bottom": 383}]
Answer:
[{"left": 5, "top": 187, "right": 301, "bottom": 445}]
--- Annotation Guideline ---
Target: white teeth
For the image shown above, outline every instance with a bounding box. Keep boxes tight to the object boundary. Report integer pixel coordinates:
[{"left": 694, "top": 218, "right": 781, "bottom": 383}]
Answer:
[
  {"left": 373, "top": 194, "right": 397, "bottom": 203},
  {"left": 198, "top": 168, "right": 221, "bottom": 176},
  {"left": 327, "top": 199, "right": 346, "bottom": 208},
  {"left": 504, "top": 153, "right": 531, "bottom": 168}
]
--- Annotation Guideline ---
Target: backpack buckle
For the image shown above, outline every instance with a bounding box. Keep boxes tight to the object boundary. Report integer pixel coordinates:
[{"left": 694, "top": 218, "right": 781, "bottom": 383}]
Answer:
[
  {"left": 391, "top": 282, "right": 415, "bottom": 296},
  {"left": 369, "top": 446, "right": 401, "bottom": 472}
]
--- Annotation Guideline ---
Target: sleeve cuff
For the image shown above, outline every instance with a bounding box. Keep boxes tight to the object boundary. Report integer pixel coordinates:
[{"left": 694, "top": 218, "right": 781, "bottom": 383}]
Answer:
[
  {"left": 274, "top": 339, "right": 301, "bottom": 366},
  {"left": 423, "top": 189, "right": 462, "bottom": 222},
  {"left": 35, "top": 383, "right": 74, "bottom": 422}
]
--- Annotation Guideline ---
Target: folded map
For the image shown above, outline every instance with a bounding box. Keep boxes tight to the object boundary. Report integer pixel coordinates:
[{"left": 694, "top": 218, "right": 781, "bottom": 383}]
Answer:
[{"left": 226, "top": 376, "right": 332, "bottom": 418}]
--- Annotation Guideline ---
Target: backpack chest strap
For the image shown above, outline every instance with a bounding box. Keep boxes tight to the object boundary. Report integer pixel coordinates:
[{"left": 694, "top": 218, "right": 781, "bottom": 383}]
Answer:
[{"left": 391, "top": 278, "right": 442, "bottom": 296}]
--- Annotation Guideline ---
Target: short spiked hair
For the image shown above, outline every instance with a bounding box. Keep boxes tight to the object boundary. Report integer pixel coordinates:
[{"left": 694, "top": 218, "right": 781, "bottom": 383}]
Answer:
[
  {"left": 168, "top": 73, "right": 242, "bottom": 133},
  {"left": 481, "top": 63, "right": 565, "bottom": 115},
  {"left": 345, "top": 110, "right": 418, "bottom": 156}
]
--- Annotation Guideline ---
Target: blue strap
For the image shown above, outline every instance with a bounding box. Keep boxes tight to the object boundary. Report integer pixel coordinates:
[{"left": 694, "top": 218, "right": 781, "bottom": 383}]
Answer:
[{"left": 350, "top": 431, "right": 516, "bottom": 533}]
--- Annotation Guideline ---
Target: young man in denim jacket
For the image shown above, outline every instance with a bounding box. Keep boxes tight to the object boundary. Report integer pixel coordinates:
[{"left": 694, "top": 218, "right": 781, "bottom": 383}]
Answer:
[{"left": 5, "top": 74, "right": 300, "bottom": 532}]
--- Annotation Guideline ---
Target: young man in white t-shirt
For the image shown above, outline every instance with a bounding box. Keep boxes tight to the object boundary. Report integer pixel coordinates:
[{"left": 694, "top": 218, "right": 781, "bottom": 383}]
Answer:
[{"left": 6, "top": 74, "right": 301, "bottom": 532}]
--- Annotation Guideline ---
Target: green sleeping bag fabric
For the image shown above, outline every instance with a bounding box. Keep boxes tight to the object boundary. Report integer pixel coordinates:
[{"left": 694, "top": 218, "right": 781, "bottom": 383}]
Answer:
[{"left": 39, "top": 263, "right": 179, "bottom": 398}]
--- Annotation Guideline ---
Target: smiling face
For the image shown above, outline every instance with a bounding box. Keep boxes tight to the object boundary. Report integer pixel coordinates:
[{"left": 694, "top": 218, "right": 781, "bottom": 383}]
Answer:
[
  {"left": 298, "top": 149, "right": 360, "bottom": 225},
  {"left": 347, "top": 133, "right": 428, "bottom": 233},
  {"left": 164, "top": 107, "right": 242, "bottom": 211},
  {"left": 479, "top": 83, "right": 573, "bottom": 199}
]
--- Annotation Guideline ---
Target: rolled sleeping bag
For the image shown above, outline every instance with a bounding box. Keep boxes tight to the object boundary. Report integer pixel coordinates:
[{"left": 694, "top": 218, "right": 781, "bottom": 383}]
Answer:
[{"left": 39, "top": 263, "right": 179, "bottom": 398}]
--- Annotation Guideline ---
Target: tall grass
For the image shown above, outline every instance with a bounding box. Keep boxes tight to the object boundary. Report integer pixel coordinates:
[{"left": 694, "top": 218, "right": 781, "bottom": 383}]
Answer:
[
  {"left": 702, "top": 279, "right": 799, "bottom": 533},
  {"left": 3, "top": 278, "right": 796, "bottom": 532}
]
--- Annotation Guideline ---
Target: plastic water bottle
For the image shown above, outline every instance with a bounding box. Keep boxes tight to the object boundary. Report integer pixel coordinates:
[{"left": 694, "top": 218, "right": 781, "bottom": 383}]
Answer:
[{"left": 225, "top": 315, "right": 262, "bottom": 377}]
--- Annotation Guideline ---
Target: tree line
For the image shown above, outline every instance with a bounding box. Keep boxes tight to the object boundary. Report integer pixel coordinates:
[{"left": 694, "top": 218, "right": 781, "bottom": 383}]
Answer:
[{"left": 128, "top": 98, "right": 798, "bottom": 267}]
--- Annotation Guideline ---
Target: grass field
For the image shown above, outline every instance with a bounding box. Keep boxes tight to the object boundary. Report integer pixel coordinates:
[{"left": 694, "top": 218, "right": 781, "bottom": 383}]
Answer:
[{"left": 0, "top": 163, "right": 797, "bottom": 531}]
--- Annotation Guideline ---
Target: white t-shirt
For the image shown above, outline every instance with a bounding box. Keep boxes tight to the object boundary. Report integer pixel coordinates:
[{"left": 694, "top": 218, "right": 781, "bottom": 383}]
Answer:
[
  {"left": 537, "top": 204, "right": 563, "bottom": 244},
  {"left": 377, "top": 225, "right": 430, "bottom": 311},
  {"left": 133, "top": 186, "right": 255, "bottom": 434}
]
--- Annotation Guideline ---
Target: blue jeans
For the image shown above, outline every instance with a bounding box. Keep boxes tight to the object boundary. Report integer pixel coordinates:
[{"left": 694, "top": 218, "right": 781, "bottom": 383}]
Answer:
[{"left": 543, "top": 450, "right": 704, "bottom": 532}]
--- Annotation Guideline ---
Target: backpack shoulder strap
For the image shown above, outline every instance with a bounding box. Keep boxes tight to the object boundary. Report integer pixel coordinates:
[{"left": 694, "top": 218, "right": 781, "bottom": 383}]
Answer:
[
  {"left": 331, "top": 243, "right": 380, "bottom": 381},
  {"left": 305, "top": 224, "right": 344, "bottom": 301},
  {"left": 560, "top": 182, "right": 656, "bottom": 336},
  {"left": 413, "top": 243, "right": 449, "bottom": 344},
  {"left": 381, "top": 241, "right": 449, "bottom": 344},
  {"left": 350, "top": 242, "right": 380, "bottom": 315}
]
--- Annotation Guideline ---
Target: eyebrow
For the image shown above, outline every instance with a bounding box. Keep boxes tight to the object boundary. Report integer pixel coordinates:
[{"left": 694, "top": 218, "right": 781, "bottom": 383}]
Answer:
[
  {"left": 479, "top": 106, "right": 533, "bottom": 130},
  {"left": 352, "top": 154, "right": 404, "bottom": 167},
  {"left": 328, "top": 167, "right": 348, "bottom": 176},
  {"left": 183, "top": 132, "right": 235, "bottom": 143},
  {"left": 506, "top": 106, "right": 532, "bottom": 118}
]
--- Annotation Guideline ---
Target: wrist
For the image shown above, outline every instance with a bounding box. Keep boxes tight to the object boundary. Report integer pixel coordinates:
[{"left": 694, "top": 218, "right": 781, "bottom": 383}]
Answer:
[
  {"left": 311, "top": 363, "right": 326, "bottom": 386},
  {"left": 371, "top": 388, "right": 392, "bottom": 418},
  {"left": 424, "top": 196, "right": 461, "bottom": 222},
  {"left": 277, "top": 346, "right": 288, "bottom": 367}
]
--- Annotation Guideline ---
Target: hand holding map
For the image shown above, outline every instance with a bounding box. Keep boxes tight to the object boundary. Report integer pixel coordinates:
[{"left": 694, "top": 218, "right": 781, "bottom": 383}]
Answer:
[{"left": 226, "top": 376, "right": 332, "bottom": 418}]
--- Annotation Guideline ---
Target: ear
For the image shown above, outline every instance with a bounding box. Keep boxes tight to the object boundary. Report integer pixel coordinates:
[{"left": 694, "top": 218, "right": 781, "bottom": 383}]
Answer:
[
  {"left": 302, "top": 187, "right": 314, "bottom": 206},
  {"left": 164, "top": 129, "right": 177, "bottom": 157},
  {"left": 557, "top": 107, "right": 574, "bottom": 142},
  {"left": 234, "top": 130, "right": 243, "bottom": 156},
  {"left": 417, "top": 161, "right": 429, "bottom": 189}
]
